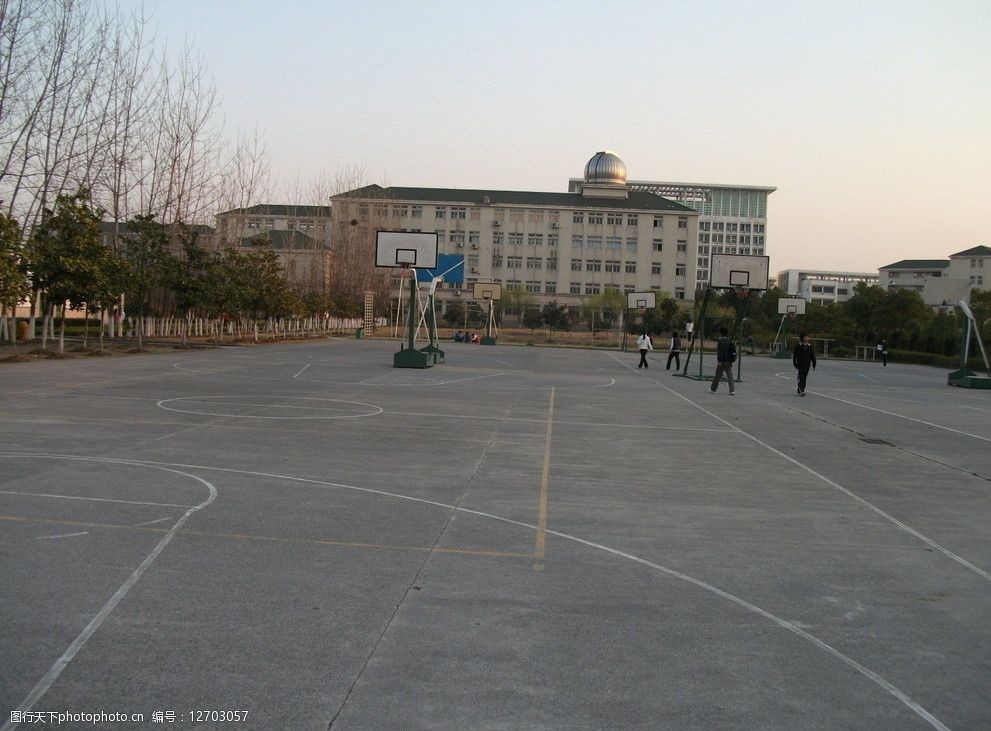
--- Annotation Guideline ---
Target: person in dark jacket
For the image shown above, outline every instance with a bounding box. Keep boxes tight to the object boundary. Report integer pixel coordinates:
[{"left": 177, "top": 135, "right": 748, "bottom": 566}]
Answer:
[
  {"left": 666, "top": 330, "right": 681, "bottom": 371},
  {"left": 710, "top": 327, "right": 736, "bottom": 395},
  {"left": 793, "top": 332, "right": 817, "bottom": 396}
]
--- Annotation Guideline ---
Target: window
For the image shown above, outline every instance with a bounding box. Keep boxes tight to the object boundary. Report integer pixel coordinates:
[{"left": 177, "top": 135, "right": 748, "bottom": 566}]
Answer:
[
  {"left": 699, "top": 233, "right": 710, "bottom": 244},
  {"left": 653, "top": 239, "right": 663, "bottom": 252},
  {"left": 469, "top": 207, "right": 480, "bottom": 220},
  {"left": 436, "top": 207, "right": 446, "bottom": 219},
  {"left": 741, "top": 223, "right": 751, "bottom": 233},
  {"left": 392, "top": 205, "right": 408, "bottom": 217},
  {"left": 548, "top": 234, "right": 559, "bottom": 247},
  {"left": 492, "top": 255, "right": 503, "bottom": 268},
  {"left": 528, "top": 210, "right": 544, "bottom": 223},
  {"left": 467, "top": 254, "right": 479, "bottom": 269},
  {"left": 374, "top": 206, "right": 388, "bottom": 217},
  {"left": 508, "top": 233, "right": 524, "bottom": 245},
  {"left": 678, "top": 217, "right": 688, "bottom": 229},
  {"left": 697, "top": 271, "right": 707, "bottom": 281},
  {"left": 358, "top": 205, "right": 369, "bottom": 219},
  {"left": 755, "top": 224, "right": 765, "bottom": 233},
  {"left": 573, "top": 211, "right": 584, "bottom": 224},
  {"left": 585, "top": 283, "right": 600, "bottom": 295},
  {"left": 525, "top": 281, "right": 541, "bottom": 293},
  {"left": 548, "top": 211, "right": 560, "bottom": 224},
  {"left": 626, "top": 237, "right": 638, "bottom": 252},
  {"left": 675, "top": 265, "right": 686, "bottom": 276},
  {"left": 572, "top": 235, "right": 583, "bottom": 248},
  {"left": 605, "top": 260, "right": 621, "bottom": 273},
  {"left": 410, "top": 205, "right": 422, "bottom": 218},
  {"left": 625, "top": 262, "right": 636, "bottom": 273},
  {"left": 264, "top": 218, "right": 274, "bottom": 230},
  {"left": 571, "top": 258, "right": 582, "bottom": 271},
  {"left": 546, "top": 258, "right": 558, "bottom": 270},
  {"left": 651, "top": 263, "right": 662, "bottom": 275},
  {"left": 627, "top": 215, "right": 638, "bottom": 226},
  {"left": 607, "top": 213, "right": 623, "bottom": 225},
  {"left": 699, "top": 221, "right": 710, "bottom": 231},
  {"left": 449, "top": 232, "right": 465, "bottom": 247},
  {"left": 837, "top": 288, "right": 849, "bottom": 296},
  {"left": 727, "top": 222, "right": 738, "bottom": 232},
  {"left": 528, "top": 233, "right": 543, "bottom": 246},
  {"left": 587, "top": 236, "right": 603, "bottom": 249},
  {"left": 526, "top": 257, "right": 542, "bottom": 269},
  {"left": 677, "top": 243, "right": 687, "bottom": 252},
  {"left": 606, "top": 236, "right": 622, "bottom": 249},
  {"left": 570, "top": 282, "right": 581, "bottom": 294},
  {"left": 726, "top": 234, "right": 737, "bottom": 244},
  {"left": 588, "top": 212, "right": 603, "bottom": 225},
  {"left": 653, "top": 216, "right": 664, "bottom": 228},
  {"left": 675, "top": 288, "right": 685, "bottom": 300},
  {"left": 545, "top": 282, "right": 557, "bottom": 293},
  {"left": 697, "top": 258, "right": 707, "bottom": 268},
  {"left": 493, "top": 208, "right": 505, "bottom": 221},
  {"left": 493, "top": 231, "right": 504, "bottom": 245},
  {"left": 247, "top": 220, "right": 259, "bottom": 229},
  {"left": 469, "top": 231, "right": 480, "bottom": 245},
  {"left": 586, "top": 259, "right": 602, "bottom": 272},
  {"left": 507, "top": 256, "right": 523, "bottom": 268},
  {"left": 971, "top": 259, "right": 977, "bottom": 268},
  {"left": 510, "top": 209, "right": 524, "bottom": 222},
  {"left": 624, "top": 285, "right": 635, "bottom": 294},
  {"left": 450, "top": 207, "right": 466, "bottom": 219}
]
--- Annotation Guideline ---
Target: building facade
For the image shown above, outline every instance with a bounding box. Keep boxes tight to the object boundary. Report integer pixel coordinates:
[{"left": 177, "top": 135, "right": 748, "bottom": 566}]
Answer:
[
  {"left": 948, "top": 245, "right": 990, "bottom": 291},
  {"left": 878, "top": 259, "right": 951, "bottom": 294},
  {"left": 213, "top": 204, "right": 333, "bottom": 294},
  {"left": 776, "top": 269, "right": 878, "bottom": 303},
  {"left": 332, "top": 152, "right": 701, "bottom": 311},
  {"left": 570, "top": 178, "right": 774, "bottom": 292}
]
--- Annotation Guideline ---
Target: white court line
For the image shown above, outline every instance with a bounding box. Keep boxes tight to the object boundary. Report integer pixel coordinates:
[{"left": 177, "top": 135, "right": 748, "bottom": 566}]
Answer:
[
  {"left": 132, "top": 517, "right": 172, "bottom": 527},
  {"left": 857, "top": 373, "right": 880, "bottom": 385},
  {"left": 4, "top": 451, "right": 945, "bottom": 731},
  {"left": 36, "top": 532, "right": 88, "bottom": 540},
  {"left": 0, "top": 489, "right": 193, "bottom": 509},
  {"left": 292, "top": 363, "right": 311, "bottom": 378},
  {"left": 0, "top": 455, "right": 217, "bottom": 731},
  {"left": 770, "top": 374, "right": 991, "bottom": 443},
  {"left": 382, "top": 410, "right": 734, "bottom": 432},
  {"left": 649, "top": 378, "right": 991, "bottom": 585},
  {"left": 156, "top": 395, "right": 383, "bottom": 420}
]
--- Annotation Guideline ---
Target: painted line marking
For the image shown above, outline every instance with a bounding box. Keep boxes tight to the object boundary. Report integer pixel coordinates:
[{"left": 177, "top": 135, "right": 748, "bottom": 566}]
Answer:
[
  {"left": 383, "top": 410, "right": 733, "bottom": 432},
  {"left": 292, "top": 363, "right": 311, "bottom": 378},
  {"left": 0, "top": 451, "right": 948, "bottom": 730},
  {"left": 132, "top": 517, "right": 172, "bottom": 527},
  {"left": 0, "top": 489, "right": 193, "bottom": 509},
  {"left": 0, "top": 457, "right": 217, "bottom": 731},
  {"left": 534, "top": 387, "right": 555, "bottom": 569},
  {"left": 650, "top": 379, "right": 991, "bottom": 584},
  {"left": 156, "top": 395, "right": 383, "bottom": 420},
  {"left": 36, "top": 531, "right": 88, "bottom": 540}
]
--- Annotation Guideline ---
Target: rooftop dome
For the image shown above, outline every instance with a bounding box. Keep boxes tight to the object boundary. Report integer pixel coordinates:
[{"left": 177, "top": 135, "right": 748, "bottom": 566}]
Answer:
[{"left": 584, "top": 151, "right": 627, "bottom": 185}]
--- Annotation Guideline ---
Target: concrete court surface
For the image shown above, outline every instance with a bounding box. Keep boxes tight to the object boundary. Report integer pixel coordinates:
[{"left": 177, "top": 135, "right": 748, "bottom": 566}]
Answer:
[{"left": 0, "top": 338, "right": 988, "bottom": 731}]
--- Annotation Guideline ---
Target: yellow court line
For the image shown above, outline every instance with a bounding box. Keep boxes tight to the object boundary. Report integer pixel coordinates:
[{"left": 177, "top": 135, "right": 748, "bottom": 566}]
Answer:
[
  {"left": 0, "top": 514, "right": 531, "bottom": 560},
  {"left": 533, "top": 386, "right": 555, "bottom": 569}
]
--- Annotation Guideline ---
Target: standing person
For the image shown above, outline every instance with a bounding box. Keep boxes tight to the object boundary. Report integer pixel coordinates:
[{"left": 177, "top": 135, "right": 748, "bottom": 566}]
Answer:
[
  {"left": 666, "top": 330, "right": 682, "bottom": 371},
  {"left": 710, "top": 327, "right": 736, "bottom": 395},
  {"left": 877, "top": 339, "right": 888, "bottom": 366},
  {"left": 685, "top": 319, "right": 694, "bottom": 342},
  {"left": 792, "top": 332, "right": 817, "bottom": 396},
  {"left": 636, "top": 331, "right": 653, "bottom": 368}
]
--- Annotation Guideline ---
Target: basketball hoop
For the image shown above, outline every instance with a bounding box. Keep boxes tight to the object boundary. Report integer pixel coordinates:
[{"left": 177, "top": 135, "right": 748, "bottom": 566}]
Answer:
[
  {"left": 397, "top": 266, "right": 413, "bottom": 280},
  {"left": 734, "top": 287, "right": 749, "bottom": 300}
]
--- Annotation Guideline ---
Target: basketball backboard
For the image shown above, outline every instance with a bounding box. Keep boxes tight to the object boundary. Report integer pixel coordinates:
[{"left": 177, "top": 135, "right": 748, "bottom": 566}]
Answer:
[
  {"left": 472, "top": 281, "right": 502, "bottom": 301},
  {"left": 922, "top": 278, "right": 971, "bottom": 307},
  {"left": 375, "top": 230, "right": 438, "bottom": 268},
  {"left": 777, "top": 297, "right": 807, "bottom": 315},
  {"left": 709, "top": 254, "right": 770, "bottom": 291},
  {"left": 627, "top": 291, "right": 656, "bottom": 309}
]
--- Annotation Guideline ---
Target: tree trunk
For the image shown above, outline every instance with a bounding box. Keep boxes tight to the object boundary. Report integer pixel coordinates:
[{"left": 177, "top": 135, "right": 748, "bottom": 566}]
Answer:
[
  {"left": 83, "top": 311, "right": 90, "bottom": 348},
  {"left": 58, "top": 303, "right": 66, "bottom": 355},
  {"left": 41, "top": 305, "right": 50, "bottom": 351}
]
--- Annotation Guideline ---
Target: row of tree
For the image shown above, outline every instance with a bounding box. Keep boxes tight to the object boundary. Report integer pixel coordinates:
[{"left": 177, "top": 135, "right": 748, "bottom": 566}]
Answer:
[{"left": 0, "top": 191, "right": 357, "bottom": 353}]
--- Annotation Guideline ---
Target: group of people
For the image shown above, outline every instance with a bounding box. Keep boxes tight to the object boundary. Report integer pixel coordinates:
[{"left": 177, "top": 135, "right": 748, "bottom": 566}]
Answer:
[
  {"left": 634, "top": 327, "right": 830, "bottom": 398},
  {"left": 453, "top": 330, "right": 481, "bottom": 344}
]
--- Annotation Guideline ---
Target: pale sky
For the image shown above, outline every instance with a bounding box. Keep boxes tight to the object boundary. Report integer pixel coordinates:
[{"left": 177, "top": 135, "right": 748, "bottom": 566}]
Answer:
[{"left": 149, "top": 0, "right": 990, "bottom": 275}]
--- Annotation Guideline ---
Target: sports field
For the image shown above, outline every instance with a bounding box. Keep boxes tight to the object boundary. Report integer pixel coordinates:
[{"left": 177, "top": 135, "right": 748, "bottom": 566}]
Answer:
[{"left": 1, "top": 339, "right": 989, "bottom": 730}]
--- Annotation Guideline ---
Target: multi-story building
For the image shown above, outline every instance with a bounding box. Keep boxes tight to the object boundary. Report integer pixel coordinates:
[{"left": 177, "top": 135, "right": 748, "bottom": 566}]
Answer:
[
  {"left": 570, "top": 178, "right": 775, "bottom": 292},
  {"left": 878, "top": 259, "right": 950, "bottom": 294},
  {"left": 776, "top": 269, "right": 878, "bottom": 303},
  {"left": 213, "top": 204, "right": 333, "bottom": 294},
  {"left": 948, "top": 245, "right": 990, "bottom": 291},
  {"left": 332, "top": 152, "right": 700, "bottom": 312}
]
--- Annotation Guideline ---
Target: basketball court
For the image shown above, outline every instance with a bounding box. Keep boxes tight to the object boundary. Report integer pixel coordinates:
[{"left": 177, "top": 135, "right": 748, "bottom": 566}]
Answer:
[{"left": 1, "top": 335, "right": 989, "bottom": 730}]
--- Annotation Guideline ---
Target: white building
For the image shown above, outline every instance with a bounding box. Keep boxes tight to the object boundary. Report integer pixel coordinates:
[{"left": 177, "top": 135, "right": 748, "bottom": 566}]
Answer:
[
  {"left": 776, "top": 269, "right": 878, "bottom": 303},
  {"left": 878, "top": 259, "right": 950, "bottom": 294},
  {"left": 570, "top": 178, "right": 774, "bottom": 291},
  {"left": 948, "top": 245, "right": 990, "bottom": 291},
  {"left": 332, "top": 152, "right": 701, "bottom": 310}
]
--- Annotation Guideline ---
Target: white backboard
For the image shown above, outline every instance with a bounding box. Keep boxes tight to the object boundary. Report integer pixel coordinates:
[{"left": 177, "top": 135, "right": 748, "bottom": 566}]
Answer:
[
  {"left": 709, "top": 254, "right": 770, "bottom": 291},
  {"left": 472, "top": 281, "right": 502, "bottom": 301},
  {"left": 375, "top": 230, "right": 438, "bottom": 268},
  {"left": 626, "top": 291, "right": 656, "bottom": 309},
  {"left": 778, "top": 297, "right": 807, "bottom": 315}
]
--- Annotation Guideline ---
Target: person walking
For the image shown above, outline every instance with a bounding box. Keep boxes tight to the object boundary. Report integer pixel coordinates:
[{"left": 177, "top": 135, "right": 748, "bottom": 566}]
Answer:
[
  {"left": 876, "top": 340, "right": 888, "bottom": 366},
  {"left": 710, "top": 327, "right": 736, "bottom": 395},
  {"left": 636, "top": 332, "right": 653, "bottom": 368},
  {"left": 793, "top": 332, "right": 817, "bottom": 396},
  {"left": 666, "top": 330, "right": 681, "bottom": 371}
]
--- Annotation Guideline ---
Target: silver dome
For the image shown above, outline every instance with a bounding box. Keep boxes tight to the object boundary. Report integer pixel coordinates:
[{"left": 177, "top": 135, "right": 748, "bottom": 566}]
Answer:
[{"left": 584, "top": 151, "right": 627, "bottom": 185}]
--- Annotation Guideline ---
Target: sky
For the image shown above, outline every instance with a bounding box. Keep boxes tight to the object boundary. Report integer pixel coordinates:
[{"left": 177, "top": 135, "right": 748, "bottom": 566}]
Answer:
[{"left": 148, "top": 0, "right": 990, "bottom": 275}]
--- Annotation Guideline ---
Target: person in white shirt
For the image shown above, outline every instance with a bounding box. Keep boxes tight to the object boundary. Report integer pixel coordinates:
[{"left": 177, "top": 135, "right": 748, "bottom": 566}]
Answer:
[{"left": 636, "top": 332, "right": 653, "bottom": 369}]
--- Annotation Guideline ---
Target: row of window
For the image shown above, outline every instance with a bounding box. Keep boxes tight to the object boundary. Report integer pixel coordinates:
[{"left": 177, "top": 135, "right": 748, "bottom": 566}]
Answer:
[
  {"left": 699, "top": 234, "right": 765, "bottom": 245},
  {"left": 699, "top": 222, "right": 766, "bottom": 233},
  {"left": 482, "top": 280, "right": 688, "bottom": 299}
]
